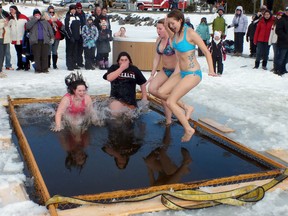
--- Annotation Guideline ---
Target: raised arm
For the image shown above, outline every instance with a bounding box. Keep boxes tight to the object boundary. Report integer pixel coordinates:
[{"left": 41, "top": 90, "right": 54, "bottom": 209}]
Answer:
[{"left": 164, "top": 17, "right": 174, "bottom": 41}]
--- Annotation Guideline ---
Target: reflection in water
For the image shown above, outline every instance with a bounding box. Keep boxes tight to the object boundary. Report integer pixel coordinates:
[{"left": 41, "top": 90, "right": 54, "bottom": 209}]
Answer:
[
  {"left": 144, "top": 126, "right": 192, "bottom": 186},
  {"left": 102, "top": 118, "right": 146, "bottom": 169},
  {"left": 58, "top": 128, "right": 90, "bottom": 172}
]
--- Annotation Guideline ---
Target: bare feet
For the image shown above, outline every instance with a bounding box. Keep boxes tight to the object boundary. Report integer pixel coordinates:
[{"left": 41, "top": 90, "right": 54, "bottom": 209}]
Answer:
[
  {"left": 184, "top": 105, "right": 194, "bottom": 120},
  {"left": 181, "top": 128, "right": 195, "bottom": 142}
]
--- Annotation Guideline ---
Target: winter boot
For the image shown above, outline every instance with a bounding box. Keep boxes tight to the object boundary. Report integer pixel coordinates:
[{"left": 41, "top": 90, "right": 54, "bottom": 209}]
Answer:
[
  {"left": 253, "top": 61, "right": 260, "bottom": 69},
  {"left": 104, "top": 60, "right": 109, "bottom": 69},
  {"left": 52, "top": 55, "right": 58, "bottom": 69},
  {"left": 48, "top": 55, "right": 51, "bottom": 68},
  {"left": 262, "top": 60, "right": 267, "bottom": 70},
  {"left": 99, "top": 60, "right": 105, "bottom": 70}
]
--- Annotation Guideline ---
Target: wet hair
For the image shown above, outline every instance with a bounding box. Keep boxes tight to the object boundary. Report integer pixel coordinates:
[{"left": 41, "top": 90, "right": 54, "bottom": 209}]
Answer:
[
  {"left": 117, "top": 52, "right": 133, "bottom": 65},
  {"left": 65, "top": 151, "right": 88, "bottom": 172},
  {"left": 167, "top": 9, "right": 185, "bottom": 35},
  {"left": 65, "top": 72, "right": 88, "bottom": 95}
]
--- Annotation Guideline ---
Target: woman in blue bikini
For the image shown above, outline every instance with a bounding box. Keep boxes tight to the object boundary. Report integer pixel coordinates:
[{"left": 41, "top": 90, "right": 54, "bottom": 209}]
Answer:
[
  {"left": 159, "top": 10, "right": 216, "bottom": 142},
  {"left": 148, "top": 18, "right": 194, "bottom": 125}
]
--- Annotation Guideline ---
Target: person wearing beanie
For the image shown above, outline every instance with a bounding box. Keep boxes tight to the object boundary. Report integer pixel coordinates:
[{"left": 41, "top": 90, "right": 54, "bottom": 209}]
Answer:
[
  {"left": 209, "top": 4, "right": 227, "bottom": 39},
  {"left": 227, "top": 6, "right": 248, "bottom": 57},
  {"left": 75, "top": 2, "right": 86, "bottom": 68},
  {"left": 208, "top": 30, "right": 226, "bottom": 75},
  {"left": 65, "top": 4, "right": 82, "bottom": 71},
  {"left": 246, "top": 14, "right": 257, "bottom": 57},
  {"left": 7, "top": 5, "right": 29, "bottom": 71},
  {"left": 26, "top": 8, "right": 54, "bottom": 73},
  {"left": 82, "top": 17, "right": 98, "bottom": 70},
  {"left": 274, "top": 7, "right": 288, "bottom": 75}
]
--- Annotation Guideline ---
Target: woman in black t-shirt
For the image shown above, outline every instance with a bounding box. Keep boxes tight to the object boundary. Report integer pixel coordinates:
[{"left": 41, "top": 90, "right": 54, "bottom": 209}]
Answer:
[{"left": 103, "top": 52, "right": 147, "bottom": 115}]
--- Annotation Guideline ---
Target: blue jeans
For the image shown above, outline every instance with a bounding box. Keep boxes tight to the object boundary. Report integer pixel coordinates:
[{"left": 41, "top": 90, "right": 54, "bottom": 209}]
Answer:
[
  {"left": 256, "top": 42, "right": 270, "bottom": 63},
  {"left": 275, "top": 47, "right": 288, "bottom": 74},
  {"left": 49, "top": 40, "right": 60, "bottom": 55},
  {"left": 5, "top": 43, "right": 12, "bottom": 68}
]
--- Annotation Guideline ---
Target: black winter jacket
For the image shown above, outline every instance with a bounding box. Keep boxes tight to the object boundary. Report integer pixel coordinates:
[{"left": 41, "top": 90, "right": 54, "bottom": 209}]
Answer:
[{"left": 276, "top": 13, "right": 288, "bottom": 49}]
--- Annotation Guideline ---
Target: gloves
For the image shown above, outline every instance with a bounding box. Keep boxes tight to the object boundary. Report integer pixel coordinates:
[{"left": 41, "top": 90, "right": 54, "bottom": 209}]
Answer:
[
  {"left": 227, "top": 25, "right": 231, "bottom": 28},
  {"left": 70, "top": 37, "right": 75, "bottom": 43}
]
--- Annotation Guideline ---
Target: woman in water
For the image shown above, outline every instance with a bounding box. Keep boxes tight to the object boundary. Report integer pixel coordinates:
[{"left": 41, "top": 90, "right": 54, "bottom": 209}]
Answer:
[
  {"left": 158, "top": 10, "right": 216, "bottom": 142},
  {"left": 148, "top": 18, "right": 194, "bottom": 125},
  {"left": 54, "top": 72, "right": 93, "bottom": 131},
  {"left": 103, "top": 51, "right": 147, "bottom": 116}
]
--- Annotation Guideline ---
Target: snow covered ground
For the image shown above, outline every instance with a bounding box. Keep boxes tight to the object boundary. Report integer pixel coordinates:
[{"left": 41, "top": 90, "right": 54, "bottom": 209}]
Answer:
[{"left": 0, "top": 3, "right": 288, "bottom": 216}]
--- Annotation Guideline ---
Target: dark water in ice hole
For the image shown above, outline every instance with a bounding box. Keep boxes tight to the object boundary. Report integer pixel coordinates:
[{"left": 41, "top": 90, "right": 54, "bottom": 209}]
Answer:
[{"left": 12, "top": 103, "right": 271, "bottom": 199}]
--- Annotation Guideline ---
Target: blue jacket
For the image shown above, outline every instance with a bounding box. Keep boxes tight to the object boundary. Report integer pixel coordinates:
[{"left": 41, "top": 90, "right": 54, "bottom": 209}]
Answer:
[{"left": 196, "top": 23, "right": 210, "bottom": 41}]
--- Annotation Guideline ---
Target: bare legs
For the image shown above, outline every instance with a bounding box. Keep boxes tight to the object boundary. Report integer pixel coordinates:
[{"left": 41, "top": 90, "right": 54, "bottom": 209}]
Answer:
[
  {"left": 149, "top": 71, "right": 194, "bottom": 125},
  {"left": 158, "top": 73, "right": 200, "bottom": 142}
]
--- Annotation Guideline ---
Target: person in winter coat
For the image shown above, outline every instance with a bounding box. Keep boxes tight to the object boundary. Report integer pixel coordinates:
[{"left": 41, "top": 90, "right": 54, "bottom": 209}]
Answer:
[
  {"left": 210, "top": 5, "right": 227, "bottom": 39},
  {"left": 8, "top": 5, "right": 29, "bottom": 71},
  {"left": 208, "top": 31, "right": 226, "bottom": 75},
  {"left": 44, "top": 5, "right": 64, "bottom": 69},
  {"left": 26, "top": 9, "right": 54, "bottom": 73},
  {"left": 64, "top": 4, "right": 82, "bottom": 71},
  {"left": 99, "top": 7, "right": 111, "bottom": 30},
  {"left": 196, "top": 17, "right": 210, "bottom": 56},
  {"left": 82, "top": 17, "right": 98, "bottom": 70},
  {"left": 0, "top": 4, "right": 11, "bottom": 78},
  {"left": 246, "top": 14, "right": 257, "bottom": 57},
  {"left": 75, "top": 2, "right": 86, "bottom": 68},
  {"left": 268, "top": 11, "right": 283, "bottom": 72},
  {"left": 275, "top": 7, "right": 288, "bottom": 75},
  {"left": 96, "top": 20, "right": 113, "bottom": 70},
  {"left": 253, "top": 9, "right": 275, "bottom": 70},
  {"left": 227, "top": 6, "right": 248, "bottom": 56}
]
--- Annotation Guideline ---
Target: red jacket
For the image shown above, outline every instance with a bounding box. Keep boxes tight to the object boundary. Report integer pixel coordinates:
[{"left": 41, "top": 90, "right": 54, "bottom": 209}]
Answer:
[
  {"left": 254, "top": 16, "right": 275, "bottom": 44},
  {"left": 48, "top": 19, "right": 63, "bottom": 40}
]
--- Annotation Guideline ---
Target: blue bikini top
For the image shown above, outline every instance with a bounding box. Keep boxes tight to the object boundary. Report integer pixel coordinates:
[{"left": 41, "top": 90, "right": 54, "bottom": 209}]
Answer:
[
  {"left": 172, "top": 25, "right": 196, "bottom": 53},
  {"left": 156, "top": 38, "right": 175, "bottom": 56}
]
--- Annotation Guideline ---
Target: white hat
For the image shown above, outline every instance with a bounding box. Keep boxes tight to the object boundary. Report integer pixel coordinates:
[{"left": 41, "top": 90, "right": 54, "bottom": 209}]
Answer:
[{"left": 214, "top": 31, "right": 221, "bottom": 38}]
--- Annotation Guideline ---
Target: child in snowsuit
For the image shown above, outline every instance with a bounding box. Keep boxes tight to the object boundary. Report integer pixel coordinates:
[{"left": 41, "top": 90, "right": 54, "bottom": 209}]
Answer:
[
  {"left": 82, "top": 16, "right": 98, "bottom": 70},
  {"left": 208, "top": 31, "right": 226, "bottom": 75},
  {"left": 246, "top": 15, "right": 257, "bottom": 57},
  {"left": 96, "top": 20, "right": 113, "bottom": 70}
]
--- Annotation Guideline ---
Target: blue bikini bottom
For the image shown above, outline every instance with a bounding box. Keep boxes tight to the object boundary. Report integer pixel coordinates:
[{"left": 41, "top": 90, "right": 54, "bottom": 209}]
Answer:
[{"left": 180, "top": 69, "right": 202, "bottom": 80}]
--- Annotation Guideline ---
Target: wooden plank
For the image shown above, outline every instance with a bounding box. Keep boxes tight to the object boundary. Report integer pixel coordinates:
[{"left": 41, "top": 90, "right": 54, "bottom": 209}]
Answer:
[
  {"left": 198, "top": 118, "right": 235, "bottom": 133},
  {"left": 266, "top": 149, "right": 288, "bottom": 164},
  {"left": 57, "top": 179, "right": 273, "bottom": 216}
]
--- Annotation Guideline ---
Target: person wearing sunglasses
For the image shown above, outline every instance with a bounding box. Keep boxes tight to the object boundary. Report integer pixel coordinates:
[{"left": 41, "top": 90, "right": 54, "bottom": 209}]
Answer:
[{"left": 44, "top": 5, "right": 64, "bottom": 69}]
